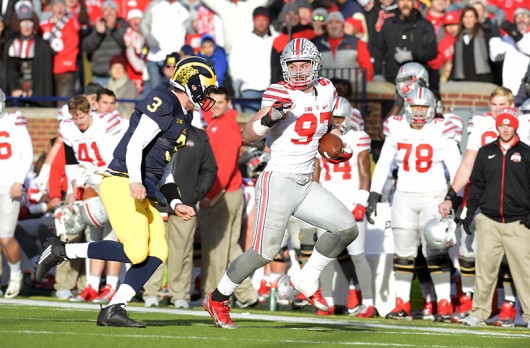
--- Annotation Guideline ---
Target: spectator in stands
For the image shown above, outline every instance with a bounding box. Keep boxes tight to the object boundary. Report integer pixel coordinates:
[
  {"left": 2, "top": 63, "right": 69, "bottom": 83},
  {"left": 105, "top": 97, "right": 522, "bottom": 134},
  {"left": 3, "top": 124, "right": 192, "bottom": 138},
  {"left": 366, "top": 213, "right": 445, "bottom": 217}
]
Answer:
[
  {"left": 0, "top": 89, "right": 33, "bottom": 298},
  {"left": 40, "top": 0, "right": 81, "bottom": 107},
  {"left": 490, "top": 8, "right": 530, "bottom": 95},
  {"left": 3, "top": 0, "right": 54, "bottom": 106},
  {"left": 141, "top": 0, "right": 189, "bottom": 95},
  {"left": 270, "top": 2, "right": 316, "bottom": 83},
  {"left": 0, "top": 17, "right": 7, "bottom": 88},
  {"left": 106, "top": 55, "right": 139, "bottom": 117},
  {"left": 82, "top": 0, "right": 127, "bottom": 87},
  {"left": 423, "top": 0, "right": 449, "bottom": 37},
  {"left": 362, "top": 0, "right": 399, "bottom": 61},
  {"left": 515, "top": 70, "right": 530, "bottom": 106},
  {"left": 313, "top": 11, "right": 373, "bottom": 82},
  {"left": 123, "top": 8, "right": 145, "bottom": 94},
  {"left": 296, "top": 0, "right": 313, "bottom": 27},
  {"left": 198, "top": 34, "right": 228, "bottom": 87},
  {"left": 311, "top": 7, "right": 327, "bottom": 37},
  {"left": 183, "top": 2, "right": 224, "bottom": 54},
  {"left": 448, "top": 7, "right": 496, "bottom": 84},
  {"left": 447, "top": 0, "right": 505, "bottom": 27},
  {"left": 372, "top": 0, "right": 437, "bottom": 91},
  {"left": 179, "top": 44, "right": 194, "bottom": 59},
  {"left": 199, "top": 87, "right": 259, "bottom": 308},
  {"left": 156, "top": 52, "right": 180, "bottom": 90},
  {"left": 202, "top": 0, "right": 268, "bottom": 54},
  {"left": 230, "top": 6, "right": 277, "bottom": 112},
  {"left": 143, "top": 125, "right": 217, "bottom": 308},
  {"left": 428, "top": 11, "right": 460, "bottom": 83}
]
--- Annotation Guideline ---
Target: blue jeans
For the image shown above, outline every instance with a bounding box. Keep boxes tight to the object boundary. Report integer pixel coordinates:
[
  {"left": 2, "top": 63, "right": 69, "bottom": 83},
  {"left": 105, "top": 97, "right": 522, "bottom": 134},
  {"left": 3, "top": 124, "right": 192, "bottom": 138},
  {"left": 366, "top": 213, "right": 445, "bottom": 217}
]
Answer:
[{"left": 241, "top": 89, "right": 264, "bottom": 113}]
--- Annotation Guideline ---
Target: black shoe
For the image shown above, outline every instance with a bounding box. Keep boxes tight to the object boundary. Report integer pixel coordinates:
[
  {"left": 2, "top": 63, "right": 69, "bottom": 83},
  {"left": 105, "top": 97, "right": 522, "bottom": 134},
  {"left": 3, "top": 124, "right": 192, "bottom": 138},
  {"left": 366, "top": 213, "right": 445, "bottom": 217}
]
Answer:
[
  {"left": 35, "top": 237, "right": 68, "bottom": 282},
  {"left": 97, "top": 304, "right": 146, "bottom": 328}
]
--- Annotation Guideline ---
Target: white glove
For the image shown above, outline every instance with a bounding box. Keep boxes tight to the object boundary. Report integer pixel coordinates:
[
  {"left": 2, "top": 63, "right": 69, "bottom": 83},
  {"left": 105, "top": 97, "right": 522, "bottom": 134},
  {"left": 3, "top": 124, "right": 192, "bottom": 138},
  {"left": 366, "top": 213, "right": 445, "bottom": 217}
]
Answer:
[
  {"left": 35, "top": 163, "right": 51, "bottom": 194},
  {"left": 394, "top": 47, "right": 413, "bottom": 64},
  {"left": 76, "top": 162, "right": 98, "bottom": 187}
]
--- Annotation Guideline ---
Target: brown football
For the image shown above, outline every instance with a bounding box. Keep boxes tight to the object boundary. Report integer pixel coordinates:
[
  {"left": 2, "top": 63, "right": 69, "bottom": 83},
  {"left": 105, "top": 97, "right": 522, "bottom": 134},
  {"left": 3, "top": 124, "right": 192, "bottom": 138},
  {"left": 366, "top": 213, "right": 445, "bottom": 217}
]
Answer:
[
  {"left": 318, "top": 133, "right": 343, "bottom": 159},
  {"left": 82, "top": 186, "right": 99, "bottom": 200}
]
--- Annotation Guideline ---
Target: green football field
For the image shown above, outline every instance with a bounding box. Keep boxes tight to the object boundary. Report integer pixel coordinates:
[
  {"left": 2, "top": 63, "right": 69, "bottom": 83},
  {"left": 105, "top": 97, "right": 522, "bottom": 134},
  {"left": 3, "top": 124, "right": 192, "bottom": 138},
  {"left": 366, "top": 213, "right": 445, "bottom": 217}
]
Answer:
[{"left": 0, "top": 298, "right": 529, "bottom": 348}]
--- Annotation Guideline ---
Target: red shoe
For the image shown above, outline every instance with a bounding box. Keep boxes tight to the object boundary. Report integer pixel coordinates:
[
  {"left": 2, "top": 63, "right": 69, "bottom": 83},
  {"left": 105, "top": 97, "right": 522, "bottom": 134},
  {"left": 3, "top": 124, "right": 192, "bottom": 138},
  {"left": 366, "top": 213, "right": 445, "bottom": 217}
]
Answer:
[
  {"left": 357, "top": 305, "right": 378, "bottom": 318},
  {"left": 385, "top": 298, "right": 412, "bottom": 320},
  {"left": 346, "top": 289, "right": 362, "bottom": 315},
  {"left": 435, "top": 299, "right": 453, "bottom": 322},
  {"left": 452, "top": 293, "right": 473, "bottom": 323},
  {"left": 69, "top": 285, "right": 98, "bottom": 302},
  {"left": 258, "top": 279, "right": 270, "bottom": 302},
  {"left": 316, "top": 306, "right": 335, "bottom": 316},
  {"left": 493, "top": 301, "right": 516, "bottom": 327},
  {"left": 291, "top": 291, "right": 309, "bottom": 309},
  {"left": 202, "top": 293, "right": 239, "bottom": 329},
  {"left": 93, "top": 284, "right": 116, "bottom": 304},
  {"left": 289, "top": 279, "right": 329, "bottom": 311},
  {"left": 412, "top": 301, "right": 437, "bottom": 321}
]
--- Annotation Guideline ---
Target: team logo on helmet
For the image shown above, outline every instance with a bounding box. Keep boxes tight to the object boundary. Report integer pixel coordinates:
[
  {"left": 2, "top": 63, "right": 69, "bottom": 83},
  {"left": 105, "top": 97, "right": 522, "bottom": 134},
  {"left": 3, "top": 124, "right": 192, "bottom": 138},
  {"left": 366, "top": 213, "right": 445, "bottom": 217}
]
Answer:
[
  {"left": 424, "top": 214, "right": 457, "bottom": 251},
  {"left": 169, "top": 56, "right": 218, "bottom": 111}
]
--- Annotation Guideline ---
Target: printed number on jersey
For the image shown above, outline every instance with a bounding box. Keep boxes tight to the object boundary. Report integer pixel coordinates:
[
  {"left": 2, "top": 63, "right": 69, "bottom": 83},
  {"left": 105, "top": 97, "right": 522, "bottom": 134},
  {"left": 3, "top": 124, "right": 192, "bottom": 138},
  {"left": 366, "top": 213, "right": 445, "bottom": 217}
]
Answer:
[
  {"left": 0, "top": 131, "right": 12, "bottom": 160},
  {"left": 292, "top": 112, "right": 331, "bottom": 145},
  {"left": 321, "top": 160, "right": 352, "bottom": 180},
  {"left": 397, "top": 143, "right": 433, "bottom": 173},
  {"left": 78, "top": 142, "right": 106, "bottom": 167},
  {"left": 481, "top": 131, "right": 497, "bottom": 147}
]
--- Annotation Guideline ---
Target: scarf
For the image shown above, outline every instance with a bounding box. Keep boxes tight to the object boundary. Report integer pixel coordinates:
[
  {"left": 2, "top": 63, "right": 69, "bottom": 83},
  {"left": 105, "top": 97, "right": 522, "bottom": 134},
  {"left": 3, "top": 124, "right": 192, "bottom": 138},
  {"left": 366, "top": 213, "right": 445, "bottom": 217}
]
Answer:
[
  {"left": 453, "top": 27, "right": 491, "bottom": 80},
  {"left": 107, "top": 75, "right": 129, "bottom": 93}
]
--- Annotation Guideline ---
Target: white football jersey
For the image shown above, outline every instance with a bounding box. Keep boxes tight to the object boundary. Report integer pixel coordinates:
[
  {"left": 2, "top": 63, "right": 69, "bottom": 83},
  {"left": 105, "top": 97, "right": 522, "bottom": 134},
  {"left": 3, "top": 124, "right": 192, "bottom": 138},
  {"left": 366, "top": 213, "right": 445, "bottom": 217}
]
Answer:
[
  {"left": 60, "top": 111, "right": 125, "bottom": 184},
  {"left": 466, "top": 114, "right": 498, "bottom": 151},
  {"left": 517, "top": 113, "right": 530, "bottom": 146},
  {"left": 0, "top": 112, "right": 33, "bottom": 188},
  {"left": 371, "top": 115, "right": 461, "bottom": 194},
  {"left": 318, "top": 129, "right": 371, "bottom": 208},
  {"left": 444, "top": 113, "right": 464, "bottom": 144},
  {"left": 262, "top": 78, "right": 337, "bottom": 174}
]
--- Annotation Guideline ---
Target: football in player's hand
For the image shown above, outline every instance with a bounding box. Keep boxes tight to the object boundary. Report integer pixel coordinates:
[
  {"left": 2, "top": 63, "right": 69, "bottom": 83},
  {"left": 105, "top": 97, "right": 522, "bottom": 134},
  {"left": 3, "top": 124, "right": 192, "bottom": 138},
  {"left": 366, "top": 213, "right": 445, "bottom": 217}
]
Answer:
[{"left": 318, "top": 133, "right": 343, "bottom": 159}]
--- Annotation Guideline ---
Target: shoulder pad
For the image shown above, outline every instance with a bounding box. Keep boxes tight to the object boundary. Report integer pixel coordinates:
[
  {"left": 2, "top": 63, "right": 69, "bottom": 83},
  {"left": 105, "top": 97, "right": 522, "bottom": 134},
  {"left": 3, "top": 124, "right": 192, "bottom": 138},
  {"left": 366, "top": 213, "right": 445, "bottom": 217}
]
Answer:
[{"left": 136, "top": 89, "right": 177, "bottom": 118}]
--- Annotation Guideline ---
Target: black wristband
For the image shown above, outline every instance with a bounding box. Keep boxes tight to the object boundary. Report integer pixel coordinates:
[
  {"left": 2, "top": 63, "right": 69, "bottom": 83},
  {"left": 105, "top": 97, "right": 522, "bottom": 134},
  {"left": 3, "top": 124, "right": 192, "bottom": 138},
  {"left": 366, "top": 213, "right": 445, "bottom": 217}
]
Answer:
[
  {"left": 159, "top": 183, "right": 181, "bottom": 203},
  {"left": 445, "top": 187, "right": 457, "bottom": 202},
  {"left": 261, "top": 114, "right": 280, "bottom": 128}
]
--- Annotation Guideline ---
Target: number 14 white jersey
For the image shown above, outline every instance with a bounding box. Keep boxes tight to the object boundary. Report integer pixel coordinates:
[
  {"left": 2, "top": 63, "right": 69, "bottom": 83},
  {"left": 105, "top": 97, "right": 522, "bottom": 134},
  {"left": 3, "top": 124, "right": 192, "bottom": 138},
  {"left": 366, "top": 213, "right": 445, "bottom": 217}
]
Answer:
[
  {"left": 371, "top": 116, "right": 461, "bottom": 194},
  {"left": 262, "top": 79, "right": 337, "bottom": 175}
]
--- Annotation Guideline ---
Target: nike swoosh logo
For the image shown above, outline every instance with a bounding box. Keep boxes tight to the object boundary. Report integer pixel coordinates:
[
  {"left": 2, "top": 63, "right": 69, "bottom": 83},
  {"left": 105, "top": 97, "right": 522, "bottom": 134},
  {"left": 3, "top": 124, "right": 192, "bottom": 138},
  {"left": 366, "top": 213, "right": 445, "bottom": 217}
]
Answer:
[
  {"left": 488, "top": 155, "right": 496, "bottom": 159},
  {"left": 323, "top": 105, "right": 328, "bottom": 109}
]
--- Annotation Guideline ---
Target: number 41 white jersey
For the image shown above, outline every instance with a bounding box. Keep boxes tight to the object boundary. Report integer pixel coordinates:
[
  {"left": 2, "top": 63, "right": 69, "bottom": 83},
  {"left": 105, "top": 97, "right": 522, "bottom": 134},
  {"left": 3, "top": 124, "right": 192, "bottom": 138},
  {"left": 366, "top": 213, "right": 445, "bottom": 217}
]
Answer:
[
  {"left": 371, "top": 116, "right": 461, "bottom": 194},
  {"left": 262, "top": 79, "right": 337, "bottom": 175}
]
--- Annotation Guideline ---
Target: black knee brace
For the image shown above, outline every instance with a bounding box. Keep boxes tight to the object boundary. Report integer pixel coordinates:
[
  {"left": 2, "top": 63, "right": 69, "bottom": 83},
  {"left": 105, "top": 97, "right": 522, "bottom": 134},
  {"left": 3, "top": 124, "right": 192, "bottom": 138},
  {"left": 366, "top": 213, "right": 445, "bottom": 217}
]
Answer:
[
  {"left": 336, "top": 248, "right": 350, "bottom": 262},
  {"left": 459, "top": 256, "right": 476, "bottom": 276},
  {"left": 427, "top": 254, "right": 452, "bottom": 274},
  {"left": 393, "top": 255, "right": 415, "bottom": 274},
  {"left": 500, "top": 262, "right": 513, "bottom": 284},
  {"left": 272, "top": 246, "right": 289, "bottom": 263}
]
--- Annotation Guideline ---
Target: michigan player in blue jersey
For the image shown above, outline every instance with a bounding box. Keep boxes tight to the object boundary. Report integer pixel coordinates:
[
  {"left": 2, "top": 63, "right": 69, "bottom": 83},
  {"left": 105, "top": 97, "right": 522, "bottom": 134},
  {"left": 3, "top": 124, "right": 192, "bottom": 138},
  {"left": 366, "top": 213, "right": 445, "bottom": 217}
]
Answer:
[{"left": 36, "top": 57, "right": 218, "bottom": 327}]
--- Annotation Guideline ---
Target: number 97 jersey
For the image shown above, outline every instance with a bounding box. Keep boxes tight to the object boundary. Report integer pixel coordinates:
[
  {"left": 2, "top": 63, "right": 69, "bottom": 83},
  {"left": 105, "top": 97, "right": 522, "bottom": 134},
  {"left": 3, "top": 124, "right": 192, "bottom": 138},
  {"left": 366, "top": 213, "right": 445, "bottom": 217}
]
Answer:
[{"left": 261, "top": 78, "right": 336, "bottom": 175}]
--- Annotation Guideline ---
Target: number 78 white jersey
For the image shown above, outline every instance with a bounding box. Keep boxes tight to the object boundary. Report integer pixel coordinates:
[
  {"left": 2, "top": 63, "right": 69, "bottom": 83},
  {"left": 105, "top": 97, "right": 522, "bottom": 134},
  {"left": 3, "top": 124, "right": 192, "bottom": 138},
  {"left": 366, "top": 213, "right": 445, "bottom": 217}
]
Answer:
[
  {"left": 262, "top": 79, "right": 337, "bottom": 175},
  {"left": 371, "top": 115, "right": 461, "bottom": 194}
]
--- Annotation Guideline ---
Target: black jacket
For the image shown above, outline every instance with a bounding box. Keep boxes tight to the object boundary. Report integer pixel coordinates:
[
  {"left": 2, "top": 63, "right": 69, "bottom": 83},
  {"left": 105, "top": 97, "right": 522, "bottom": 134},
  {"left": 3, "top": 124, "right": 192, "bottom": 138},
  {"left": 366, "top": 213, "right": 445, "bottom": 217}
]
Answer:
[
  {"left": 467, "top": 137, "right": 530, "bottom": 223},
  {"left": 373, "top": 9, "right": 437, "bottom": 83},
  {"left": 171, "top": 126, "right": 217, "bottom": 207}
]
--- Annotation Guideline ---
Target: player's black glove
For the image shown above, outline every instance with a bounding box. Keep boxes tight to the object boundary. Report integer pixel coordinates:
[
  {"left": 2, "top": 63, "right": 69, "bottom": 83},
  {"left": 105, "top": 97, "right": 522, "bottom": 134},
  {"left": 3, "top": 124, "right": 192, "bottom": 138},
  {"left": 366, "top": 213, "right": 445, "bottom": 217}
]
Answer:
[
  {"left": 520, "top": 215, "right": 530, "bottom": 229},
  {"left": 261, "top": 101, "right": 294, "bottom": 128},
  {"left": 501, "top": 20, "right": 523, "bottom": 42},
  {"left": 365, "top": 192, "right": 381, "bottom": 225}
]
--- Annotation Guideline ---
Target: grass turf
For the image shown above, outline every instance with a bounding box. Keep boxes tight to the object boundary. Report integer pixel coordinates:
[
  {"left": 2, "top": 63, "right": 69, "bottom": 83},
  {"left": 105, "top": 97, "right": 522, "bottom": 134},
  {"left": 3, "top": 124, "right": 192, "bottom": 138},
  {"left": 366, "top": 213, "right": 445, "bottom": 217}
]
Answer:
[{"left": 0, "top": 298, "right": 529, "bottom": 348}]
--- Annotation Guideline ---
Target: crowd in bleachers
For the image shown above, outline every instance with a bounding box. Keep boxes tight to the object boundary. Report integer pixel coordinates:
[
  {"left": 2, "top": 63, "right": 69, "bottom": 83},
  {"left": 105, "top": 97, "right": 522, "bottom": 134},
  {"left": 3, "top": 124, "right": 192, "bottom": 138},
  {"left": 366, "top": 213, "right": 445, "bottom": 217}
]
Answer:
[{"left": 2, "top": 0, "right": 530, "bottom": 329}]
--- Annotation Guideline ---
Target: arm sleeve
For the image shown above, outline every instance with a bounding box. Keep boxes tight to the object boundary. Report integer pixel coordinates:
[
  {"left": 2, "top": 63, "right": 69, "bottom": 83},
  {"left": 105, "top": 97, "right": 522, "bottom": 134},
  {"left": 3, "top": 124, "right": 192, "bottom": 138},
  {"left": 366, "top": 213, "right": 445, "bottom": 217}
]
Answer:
[
  {"left": 126, "top": 114, "right": 161, "bottom": 183},
  {"left": 195, "top": 139, "right": 218, "bottom": 202},
  {"left": 14, "top": 123, "right": 33, "bottom": 184},
  {"left": 466, "top": 151, "right": 486, "bottom": 215},
  {"left": 370, "top": 138, "right": 397, "bottom": 194}
]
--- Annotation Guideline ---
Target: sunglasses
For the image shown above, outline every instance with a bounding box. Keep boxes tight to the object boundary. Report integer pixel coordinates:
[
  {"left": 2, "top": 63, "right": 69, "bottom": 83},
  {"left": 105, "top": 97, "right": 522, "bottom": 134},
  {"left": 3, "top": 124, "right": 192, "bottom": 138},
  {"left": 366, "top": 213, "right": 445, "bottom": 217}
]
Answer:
[
  {"left": 312, "top": 15, "right": 326, "bottom": 22},
  {"left": 165, "top": 65, "right": 176, "bottom": 69}
]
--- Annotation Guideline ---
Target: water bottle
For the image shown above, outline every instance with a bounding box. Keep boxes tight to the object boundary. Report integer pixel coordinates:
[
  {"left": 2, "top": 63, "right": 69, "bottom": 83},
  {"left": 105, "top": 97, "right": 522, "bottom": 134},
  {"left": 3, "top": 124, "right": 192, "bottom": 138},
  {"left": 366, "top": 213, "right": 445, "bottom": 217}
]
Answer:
[{"left": 269, "top": 282, "right": 278, "bottom": 311}]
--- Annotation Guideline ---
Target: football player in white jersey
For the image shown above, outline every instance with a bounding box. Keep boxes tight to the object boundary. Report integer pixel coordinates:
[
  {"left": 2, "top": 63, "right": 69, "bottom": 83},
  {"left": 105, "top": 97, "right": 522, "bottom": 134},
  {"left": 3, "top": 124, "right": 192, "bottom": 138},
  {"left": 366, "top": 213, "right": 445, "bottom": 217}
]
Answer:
[
  {"left": 203, "top": 38, "right": 359, "bottom": 329},
  {"left": 314, "top": 96, "right": 376, "bottom": 318},
  {"left": 439, "top": 86, "right": 518, "bottom": 324},
  {"left": 60, "top": 94, "right": 125, "bottom": 304},
  {"left": 0, "top": 88, "right": 33, "bottom": 298},
  {"left": 367, "top": 87, "right": 461, "bottom": 322}
]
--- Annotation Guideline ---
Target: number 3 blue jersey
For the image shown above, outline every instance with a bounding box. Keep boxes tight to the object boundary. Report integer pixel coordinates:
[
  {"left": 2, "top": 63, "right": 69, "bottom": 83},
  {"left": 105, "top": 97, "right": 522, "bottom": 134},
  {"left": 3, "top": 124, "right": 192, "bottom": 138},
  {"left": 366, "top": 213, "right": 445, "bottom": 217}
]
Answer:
[{"left": 108, "top": 88, "right": 192, "bottom": 182}]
